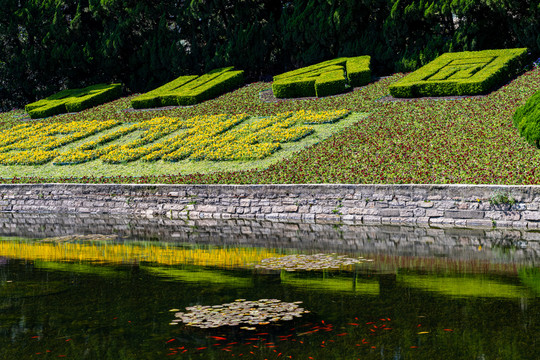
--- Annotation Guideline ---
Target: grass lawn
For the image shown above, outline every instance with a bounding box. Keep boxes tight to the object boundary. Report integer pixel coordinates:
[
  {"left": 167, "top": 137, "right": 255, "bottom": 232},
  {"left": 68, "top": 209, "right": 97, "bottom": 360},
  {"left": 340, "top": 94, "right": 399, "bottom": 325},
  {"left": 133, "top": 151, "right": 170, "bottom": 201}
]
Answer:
[{"left": 1, "top": 69, "right": 540, "bottom": 185}]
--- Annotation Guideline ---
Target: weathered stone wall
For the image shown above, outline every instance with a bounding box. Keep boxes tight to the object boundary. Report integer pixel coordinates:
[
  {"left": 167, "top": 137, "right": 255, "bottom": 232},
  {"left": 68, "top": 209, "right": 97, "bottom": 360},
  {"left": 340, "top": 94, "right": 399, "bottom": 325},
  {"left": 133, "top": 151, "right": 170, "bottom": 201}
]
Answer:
[
  {"left": 1, "top": 184, "right": 540, "bottom": 229},
  {"left": 0, "top": 213, "right": 537, "bottom": 266}
]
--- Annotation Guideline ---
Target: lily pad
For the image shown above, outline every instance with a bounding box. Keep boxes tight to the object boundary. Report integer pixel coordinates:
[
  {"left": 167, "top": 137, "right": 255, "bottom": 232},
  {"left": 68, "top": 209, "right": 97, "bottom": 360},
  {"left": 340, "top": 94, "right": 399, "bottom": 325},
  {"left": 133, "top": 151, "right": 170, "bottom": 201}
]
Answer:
[{"left": 172, "top": 299, "right": 309, "bottom": 329}]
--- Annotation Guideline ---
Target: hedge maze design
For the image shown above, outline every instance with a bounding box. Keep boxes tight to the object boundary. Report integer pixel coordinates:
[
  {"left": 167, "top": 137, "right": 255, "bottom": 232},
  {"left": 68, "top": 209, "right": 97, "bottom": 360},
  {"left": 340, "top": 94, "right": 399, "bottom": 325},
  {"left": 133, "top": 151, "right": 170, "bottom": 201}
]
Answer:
[
  {"left": 272, "top": 56, "right": 371, "bottom": 98},
  {"left": 131, "top": 67, "right": 244, "bottom": 109},
  {"left": 388, "top": 48, "right": 528, "bottom": 98},
  {"left": 25, "top": 83, "right": 122, "bottom": 119}
]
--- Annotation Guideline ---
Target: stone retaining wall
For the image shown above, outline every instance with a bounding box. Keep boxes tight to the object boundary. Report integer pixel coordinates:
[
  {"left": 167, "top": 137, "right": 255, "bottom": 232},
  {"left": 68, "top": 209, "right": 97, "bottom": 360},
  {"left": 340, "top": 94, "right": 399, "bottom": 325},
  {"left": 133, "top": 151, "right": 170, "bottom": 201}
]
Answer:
[{"left": 1, "top": 184, "right": 540, "bottom": 229}]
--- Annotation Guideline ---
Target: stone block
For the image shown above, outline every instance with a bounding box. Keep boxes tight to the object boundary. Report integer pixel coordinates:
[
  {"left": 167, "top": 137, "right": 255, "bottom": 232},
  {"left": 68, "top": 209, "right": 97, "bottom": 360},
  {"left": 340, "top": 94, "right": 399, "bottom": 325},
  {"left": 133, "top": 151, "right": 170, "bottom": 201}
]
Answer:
[
  {"left": 412, "top": 208, "right": 426, "bottom": 217},
  {"left": 444, "top": 210, "right": 484, "bottom": 219},
  {"left": 465, "top": 219, "right": 495, "bottom": 228},
  {"left": 196, "top": 205, "right": 217, "bottom": 213},
  {"left": 485, "top": 211, "right": 520, "bottom": 221},
  {"left": 522, "top": 211, "right": 540, "bottom": 221},
  {"left": 239, "top": 199, "right": 251, "bottom": 207},
  {"left": 283, "top": 205, "right": 299, "bottom": 213},
  {"left": 418, "top": 201, "right": 434, "bottom": 208},
  {"left": 379, "top": 209, "right": 400, "bottom": 217},
  {"left": 399, "top": 209, "right": 414, "bottom": 217},
  {"left": 457, "top": 202, "right": 469, "bottom": 210},
  {"left": 512, "top": 221, "right": 528, "bottom": 228},
  {"left": 426, "top": 209, "right": 444, "bottom": 217},
  {"left": 363, "top": 215, "right": 381, "bottom": 224},
  {"left": 315, "top": 214, "right": 341, "bottom": 223},
  {"left": 341, "top": 215, "right": 357, "bottom": 222}
]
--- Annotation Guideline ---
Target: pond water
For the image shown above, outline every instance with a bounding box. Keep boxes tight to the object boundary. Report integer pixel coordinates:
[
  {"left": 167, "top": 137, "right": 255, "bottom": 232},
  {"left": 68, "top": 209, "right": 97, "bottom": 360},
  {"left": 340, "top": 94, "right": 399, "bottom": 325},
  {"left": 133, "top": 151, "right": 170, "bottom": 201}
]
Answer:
[{"left": 0, "top": 214, "right": 538, "bottom": 359}]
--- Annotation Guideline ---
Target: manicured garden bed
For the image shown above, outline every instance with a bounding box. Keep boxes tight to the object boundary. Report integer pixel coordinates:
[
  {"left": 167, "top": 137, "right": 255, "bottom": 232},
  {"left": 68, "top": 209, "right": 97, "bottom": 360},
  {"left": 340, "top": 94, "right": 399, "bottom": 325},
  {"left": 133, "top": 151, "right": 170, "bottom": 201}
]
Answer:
[{"left": 0, "top": 68, "right": 539, "bottom": 184}]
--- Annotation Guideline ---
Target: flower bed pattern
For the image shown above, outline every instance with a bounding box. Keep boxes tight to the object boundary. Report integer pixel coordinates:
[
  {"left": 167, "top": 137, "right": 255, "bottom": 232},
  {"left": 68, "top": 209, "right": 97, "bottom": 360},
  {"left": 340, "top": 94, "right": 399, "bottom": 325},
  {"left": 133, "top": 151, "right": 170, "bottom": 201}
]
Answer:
[{"left": 0, "top": 110, "right": 350, "bottom": 165}]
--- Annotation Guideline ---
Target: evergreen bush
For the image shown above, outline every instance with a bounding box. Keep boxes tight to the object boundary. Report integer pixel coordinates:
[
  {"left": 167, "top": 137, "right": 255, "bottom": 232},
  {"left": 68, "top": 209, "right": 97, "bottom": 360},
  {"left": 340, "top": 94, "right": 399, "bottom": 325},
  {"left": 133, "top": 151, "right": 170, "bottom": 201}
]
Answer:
[{"left": 514, "top": 90, "right": 540, "bottom": 148}]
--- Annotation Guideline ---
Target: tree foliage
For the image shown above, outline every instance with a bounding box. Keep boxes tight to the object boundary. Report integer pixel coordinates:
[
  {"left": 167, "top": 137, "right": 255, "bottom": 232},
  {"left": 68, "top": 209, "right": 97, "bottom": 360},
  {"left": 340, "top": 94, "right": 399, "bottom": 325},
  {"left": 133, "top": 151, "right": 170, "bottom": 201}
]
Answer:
[{"left": 0, "top": 0, "right": 539, "bottom": 110}]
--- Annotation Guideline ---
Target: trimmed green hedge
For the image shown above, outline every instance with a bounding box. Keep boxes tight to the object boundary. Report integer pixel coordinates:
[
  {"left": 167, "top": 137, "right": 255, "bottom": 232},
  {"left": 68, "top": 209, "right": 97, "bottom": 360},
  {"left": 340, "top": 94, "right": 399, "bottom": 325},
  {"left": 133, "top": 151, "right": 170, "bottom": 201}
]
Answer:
[
  {"left": 272, "top": 56, "right": 371, "bottom": 98},
  {"left": 131, "top": 67, "right": 244, "bottom": 109},
  {"left": 388, "top": 48, "right": 528, "bottom": 98},
  {"left": 514, "top": 89, "right": 540, "bottom": 148},
  {"left": 25, "top": 83, "right": 122, "bottom": 119},
  {"left": 24, "top": 84, "right": 122, "bottom": 119}
]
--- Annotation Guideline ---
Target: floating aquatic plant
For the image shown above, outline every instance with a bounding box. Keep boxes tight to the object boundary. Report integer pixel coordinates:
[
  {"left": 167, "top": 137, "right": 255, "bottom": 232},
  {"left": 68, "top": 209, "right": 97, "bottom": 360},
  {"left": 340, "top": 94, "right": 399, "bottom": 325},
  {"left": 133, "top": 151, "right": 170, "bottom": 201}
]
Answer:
[
  {"left": 250, "top": 253, "right": 372, "bottom": 271},
  {"left": 171, "top": 299, "right": 309, "bottom": 329}
]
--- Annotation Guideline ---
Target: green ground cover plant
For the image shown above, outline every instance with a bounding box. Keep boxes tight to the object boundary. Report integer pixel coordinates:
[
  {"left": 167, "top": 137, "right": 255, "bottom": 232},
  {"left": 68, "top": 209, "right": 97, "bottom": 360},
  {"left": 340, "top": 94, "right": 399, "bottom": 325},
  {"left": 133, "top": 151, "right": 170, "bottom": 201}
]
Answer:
[
  {"left": 272, "top": 56, "right": 371, "bottom": 98},
  {"left": 25, "top": 83, "right": 122, "bottom": 119},
  {"left": 1, "top": 67, "right": 540, "bottom": 185},
  {"left": 131, "top": 67, "right": 244, "bottom": 109},
  {"left": 389, "top": 48, "right": 528, "bottom": 98}
]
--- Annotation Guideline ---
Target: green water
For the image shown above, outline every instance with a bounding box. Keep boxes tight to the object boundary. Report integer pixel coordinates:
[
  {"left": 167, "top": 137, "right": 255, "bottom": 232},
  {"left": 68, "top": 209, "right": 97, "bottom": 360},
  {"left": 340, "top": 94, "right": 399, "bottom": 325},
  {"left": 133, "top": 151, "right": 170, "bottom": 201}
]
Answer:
[{"left": 0, "top": 249, "right": 539, "bottom": 359}]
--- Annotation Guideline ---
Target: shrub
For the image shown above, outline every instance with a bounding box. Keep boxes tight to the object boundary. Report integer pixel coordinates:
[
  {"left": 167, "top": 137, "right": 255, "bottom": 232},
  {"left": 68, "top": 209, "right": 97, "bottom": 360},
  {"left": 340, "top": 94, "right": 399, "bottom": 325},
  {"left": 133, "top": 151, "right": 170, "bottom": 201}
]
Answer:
[
  {"left": 272, "top": 56, "right": 371, "bottom": 98},
  {"left": 514, "top": 89, "right": 540, "bottom": 147},
  {"left": 131, "top": 67, "right": 244, "bottom": 109},
  {"left": 388, "top": 48, "right": 528, "bottom": 98},
  {"left": 25, "top": 84, "right": 122, "bottom": 119}
]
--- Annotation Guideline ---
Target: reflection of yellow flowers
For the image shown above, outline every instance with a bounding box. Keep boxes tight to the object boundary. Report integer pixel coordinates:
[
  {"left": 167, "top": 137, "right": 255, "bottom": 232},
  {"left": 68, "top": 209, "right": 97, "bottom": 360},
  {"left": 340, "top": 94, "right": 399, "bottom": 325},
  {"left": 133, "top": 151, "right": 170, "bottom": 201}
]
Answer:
[
  {"left": 0, "top": 240, "right": 284, "bottom": 268},
  {"left": 0, "top": 110, "right": 350, "bottom": 165}
]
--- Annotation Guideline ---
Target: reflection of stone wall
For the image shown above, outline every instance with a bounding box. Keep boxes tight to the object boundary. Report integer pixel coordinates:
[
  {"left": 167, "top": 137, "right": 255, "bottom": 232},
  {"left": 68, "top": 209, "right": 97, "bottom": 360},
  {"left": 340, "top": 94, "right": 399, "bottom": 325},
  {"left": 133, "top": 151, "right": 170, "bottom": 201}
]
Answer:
[
  {"left": 2, "top": 183, "right": 540, "bottom": 229},
  {"left": 0, "top": 213, "right": 537, "bottom": 266}
]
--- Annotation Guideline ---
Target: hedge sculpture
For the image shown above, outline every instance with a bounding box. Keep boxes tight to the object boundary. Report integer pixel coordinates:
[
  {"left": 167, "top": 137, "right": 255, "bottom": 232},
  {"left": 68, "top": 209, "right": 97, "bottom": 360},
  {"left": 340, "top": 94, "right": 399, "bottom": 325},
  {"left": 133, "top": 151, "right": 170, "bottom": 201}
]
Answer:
[
  {"left": 272, "top": 56, "right": 371, "bottom": 98},
  {"left": 389, "top": 48, "right": 528, "bottom": 98},
  {"left": 25, "top": 83, "right": 122, "bottom": 119},
  {"left": 131, "top": 67, "right": 244, "bottom": 109}
]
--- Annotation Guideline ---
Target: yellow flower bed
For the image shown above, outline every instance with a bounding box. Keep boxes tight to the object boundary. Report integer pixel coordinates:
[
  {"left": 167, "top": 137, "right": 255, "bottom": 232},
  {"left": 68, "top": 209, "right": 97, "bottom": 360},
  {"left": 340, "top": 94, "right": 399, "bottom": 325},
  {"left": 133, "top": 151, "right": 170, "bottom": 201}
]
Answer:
[
  {"left": 0, "top": 110, "right": 350, "bottom": 165},
  {"left": 0, "top": 240, "right": 284, "bottom": 268},
  {"left": 190, "top": 112, "right": 314, "bottom": 161},
  {"left": 0, "top": 120, "right": 118, "bottom": 165},
  {"left": 291, "top": 109, "right": 350, "bottom": 124}
]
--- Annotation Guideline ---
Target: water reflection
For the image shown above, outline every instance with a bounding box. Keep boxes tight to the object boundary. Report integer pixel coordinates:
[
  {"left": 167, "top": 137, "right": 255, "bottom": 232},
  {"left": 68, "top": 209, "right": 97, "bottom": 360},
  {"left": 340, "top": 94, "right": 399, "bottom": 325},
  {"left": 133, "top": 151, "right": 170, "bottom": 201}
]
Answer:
[
  {"left": 0, "top": 213, "right": 537, "bottom": 267},
  {"left": 0, "top": 213, "right": 538, "bottom": 359}
]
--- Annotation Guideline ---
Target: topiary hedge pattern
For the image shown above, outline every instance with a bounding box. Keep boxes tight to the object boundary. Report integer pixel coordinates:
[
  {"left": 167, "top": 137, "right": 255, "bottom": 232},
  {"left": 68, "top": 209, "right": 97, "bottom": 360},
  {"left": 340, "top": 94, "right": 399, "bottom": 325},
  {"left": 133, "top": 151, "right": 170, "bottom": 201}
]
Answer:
[
  {"left": 514, "top": 90, "right": 540, "bottom": 148},
  {"left": 25, "top": 83, "right": 122, "bottom": 119},
  {"left": 388, "top": 48, "right": 528, "bottom": 98},
  {"left": 131, "top": 67, "right": 244, "bottom": 109},
  {"left": 272, "top": 56, "right": 371, "bottom": 98}
]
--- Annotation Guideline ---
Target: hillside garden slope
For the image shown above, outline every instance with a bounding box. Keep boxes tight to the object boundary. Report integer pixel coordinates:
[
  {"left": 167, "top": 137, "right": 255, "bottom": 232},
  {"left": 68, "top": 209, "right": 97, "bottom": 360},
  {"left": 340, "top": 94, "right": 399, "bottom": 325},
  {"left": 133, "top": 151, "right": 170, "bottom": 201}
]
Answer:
[{"left": 0, "top": 68, "right": 539, "bottom": 185}]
